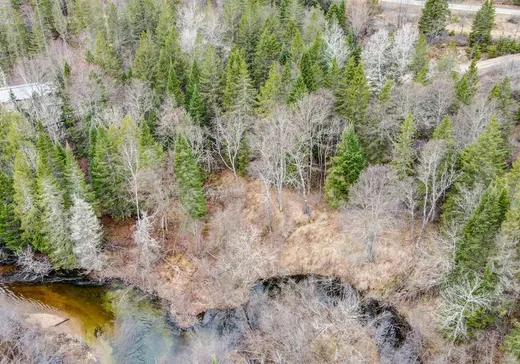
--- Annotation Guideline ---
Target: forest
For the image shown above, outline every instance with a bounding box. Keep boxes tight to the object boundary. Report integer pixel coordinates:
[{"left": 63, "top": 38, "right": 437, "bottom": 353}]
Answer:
[{"left": 1, "top": 0, "right": 520, "bottom": 362}]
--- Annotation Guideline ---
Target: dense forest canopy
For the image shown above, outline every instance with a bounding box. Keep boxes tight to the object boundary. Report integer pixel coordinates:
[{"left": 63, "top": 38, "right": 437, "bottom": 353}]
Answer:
[{"left": 1, "top": 0, "right": 520, "bottom": 362}]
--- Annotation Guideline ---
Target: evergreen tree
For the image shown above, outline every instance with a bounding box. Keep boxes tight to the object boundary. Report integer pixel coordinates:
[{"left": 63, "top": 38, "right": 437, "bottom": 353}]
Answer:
[
  {"left": 90, "top": 127, "right": 132, "bottom": 218},
  {"left": 418, "top": 0, "right": 451, "bottom": 37},
  {"left": 253, "top": 25, "right": 281, "bottom": 88},
  {"left": 300, "top": 50, "right": 318, "bottom": 92},
  {"left": 455, "top": 60, "right": 479, "bottom": 106},
  {"left": 324, "top": 127, "right": 366, "bottom": 208},
  {"left": 335, "top": 58, "right": 370, "bottom": 126},
  {"left": 132, "top": 31, "right": 158, "bottom": 84},
  {"left": 64, "top": 146, "right": 94, "bottom": 208},
  {"left": 199, "top": 45, "right": 223, "bottom": 121},
  {"left": 489, "top": 77, "right": 514, "bottom": 119},
  {"left": 12, "top": 151, "right": 43, "bottom": 250},
  {"left": 155, "top": 1, "right": 176, "bottom": 49},
  {"left": 442, "top": 116, "right": 508, "bottom": 223},
  {"left": 289, "top": 74, "right": 308, "bottom": 104},
  {"left": 90, "top": 31, "right": 125, "bottom": 81},
  {"left": 391, "top": 114, "right": 417, "bottom": 179},
  {"left": 0, "top": 172, "right": 22, "bottom": 251},
  {"left": 411, "top": 33, "right": 429, "bottom": 84},
  {"left": 174, "top": 134, "right": 207, "bottom": 218},
  {"left": 256, "top": 62, "right": 283, "bottom": 117},
  {"left": 469, "top": 0, "right": 495, "bottom": 49},
  {"left": 454, "top": 179, "right": 509, "bottom": 276},
  {"left": 236, "top": 1, "right": 263, "bottom": 67},
  {"left": 186, "top": 60, "right": 201, "bottom": 108},
  {"left": 458, "top": 116, "right": 507, "bottom": 187},
  {"left": 70, "top": 195, "right": 103, "bottom": 271},
  {"left": 188, "top": 85, "right": 205, "bottom": 125},
  {"left": 324, "top": 57, "right": 341, "bottom": 92},
  {"left": 37, "top": 163, "right": 75, "bottom": 269},
  {"left": 433, "top": 115, "right": 456, "bottom": 148},
  {"left": 223, "top": 47, "right": 255, "bottom": 114}
]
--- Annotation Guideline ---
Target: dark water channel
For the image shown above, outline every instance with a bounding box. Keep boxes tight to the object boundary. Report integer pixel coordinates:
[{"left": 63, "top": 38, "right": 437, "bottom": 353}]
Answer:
[{"left": 0, "top": 271, "right": 420, "bottom": 363}]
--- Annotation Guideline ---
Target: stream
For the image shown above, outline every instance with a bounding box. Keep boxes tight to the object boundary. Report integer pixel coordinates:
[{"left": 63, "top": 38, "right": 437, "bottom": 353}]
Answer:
[{"left": 0, "top": 270, "right": 420, "bottom": 363}]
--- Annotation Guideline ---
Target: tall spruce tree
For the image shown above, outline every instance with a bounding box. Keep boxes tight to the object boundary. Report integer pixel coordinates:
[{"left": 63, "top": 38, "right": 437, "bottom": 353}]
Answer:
[
  {"left": 469, "top": 0, "right": 495, "bottom": 49},
  {"left": 37, "top": 161, "right": 75, "bottom": 269},
  {"left": 324, "top": 127, "right": 366, "bottom": 208},
  {"left": 12, "top": 151, "right": 43, "bottom": 250},
  {"left": 199, "top": 45, "right": 223, "bottom": 121},
  {"left": 455, "top": 60, "right": 479, "bottom": 106},
  {"left": 174, "top": 134, "right": 207, "bottom": 218},
  {"left": 0, "top": 172, "right": 22, "bottom": 251},
  {"left": 335, "top": 58, "right": 370, "bottom": 126},
  {"left": 391, "top": 114, "right": 417, "bottom": 179},
  {"left": 442, "top": 116, "right": 508, "bottom": 223},
  {"left": 454, "top": 179, "right": 509, "bottom": 276},
  {"left": 223, "top": 47, "right": 255, "bottom": 114},
  {"left": 253, "top": 25, "right": 281, "bottom": 88},
  {"left": 256, "top": 62, "right": 283, "bottom": 117},
  {"left": 411, "top": 33, "right": 429, "bottom": 84},
  {"left": 418, "top": 0, "right": 451, "bottom": 38},
  {"left": 132, "top": 31, "right": 158, "bottom": 84},
  {"left": 70, "top": 195, "right": 103, "bottom": 271}
]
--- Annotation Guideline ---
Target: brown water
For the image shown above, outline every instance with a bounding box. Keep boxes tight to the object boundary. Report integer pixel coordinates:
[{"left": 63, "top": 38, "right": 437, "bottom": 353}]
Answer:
[{"left": 3, "top": 283, "right": 114, "bottom": 341}]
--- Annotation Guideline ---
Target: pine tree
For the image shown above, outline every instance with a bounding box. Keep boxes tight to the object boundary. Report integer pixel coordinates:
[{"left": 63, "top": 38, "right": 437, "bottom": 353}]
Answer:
[
  {"left": 13, "top": 151, "right": 44, "bottom": 250},
  {"left": 454, "top": 179, "right": 509, "bottom": 276},
  {"left": 253, "top": 25, "right": 281, "bottom": 88},
  {"left": 256, "top": 62, "right": 283, "bottom": 117},
  {"left": 186, "top": 60, "right": 201, "bottom": 108},
  {"left": 155, "top": 1, "right": 176, "bottom": 49},
  {"left": 64, "top": 146, "right": 94, "bottom": 208},
  {"left": 0, "top": 172, "right": 22, "bottom": 251},
  {"left": 469, "top": 0, "right": 495, "bottom": 49},
  {"left": 90, "top": 31, "right": 125, "bottom": 81},
  {"left": 489, "top": 77, "right": 514, "bottom": 119},
  {"left": 133, "top": 31, "right": 158, "bottom": 84},
  {"left": 335, "top": 58, "right": 370, "bottom": 126},
  {"left": 70, "top": 195, "right": 103, "bottom": 271},
  {"left": 289, "top": 74, "right": 308, "bottom": 104},
  {"left": 324, "top": 127, "right": 366, "bottom": 208},
  {"left": 223, "top": 47, "right": 255, "bottom": 114},
  {"left": 188, "top": 85, "right": 206, "bottom": 125},
  {"left": 411, "top": 33, "right": 429, "bottom": 84},
  {"left": 174, "top": 134, "right": 207, "bottom": 218},
  {"left": 391, "top": 114, "right": 417, "bottom": 179},
  {"left": 300, "top": 50, "right": 317, "bottom": 92},
  {"left": 91, "top": 127, "right": 132, "bottom": 218},
  {"left": 324, "top": 57, "right": 341, "bottom": 92},
  {"left": 236, "top": 1, "right": 262, "bottom": 67},
  {"left": 199, "top": 45, "right": 223, "bottom": 121},
  {"left": 418, "top": 0, "right": 450, "bottom": 37},
  {"left": 459, "top": 116, "right": 507, "bottom": 186},
  {"left": 455, "top": 60, "right": 479, "bottom": 106},
  {"left": 433, "top": 115, "right": 456, "bottom": 148},
  {"left": 442, "top": 116, "right": 508, "bottom": 223},
  {"left": 37, "top": 163, "right": 75, "bottom": 269}
]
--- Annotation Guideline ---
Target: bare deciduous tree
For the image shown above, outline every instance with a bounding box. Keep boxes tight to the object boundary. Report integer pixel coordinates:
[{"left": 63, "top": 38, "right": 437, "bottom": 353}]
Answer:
[
  {"left": 16, "top": 246, "right": 53, "bottom": 278},
  {"left": 251, "top": 106, "right": 293, "bottom": 212},
  {"left": 133, "top": 211, "right": 160, "bottom": 273},
  {"left": 347, "top": 165, "right": 402, "bottom": 261},
  {"left": 348, "top": 0, "right": 372, "bottom": 39},
  {"left": 324, "top": 21, "right": 351, "bottom": 67},
  {"left": 415, "top": 140, "right": 458, "bottom": 245},
  {"left": 438, "top": 275, "right": 494, "bottom": 341},
  {"left": 214, "top": 111, "right": 251, "bottom": 181}
]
